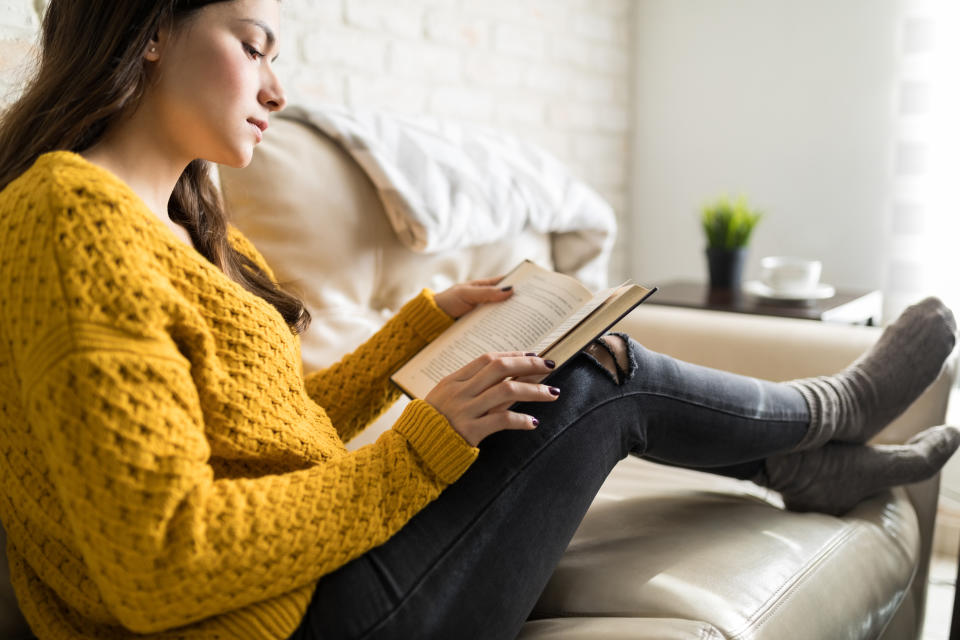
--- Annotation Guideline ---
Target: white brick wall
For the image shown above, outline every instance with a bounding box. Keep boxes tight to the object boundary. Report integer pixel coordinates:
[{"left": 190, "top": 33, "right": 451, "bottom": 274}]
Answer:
[{"left": 1, "top": 0, "right": 635, "bottom": 281}]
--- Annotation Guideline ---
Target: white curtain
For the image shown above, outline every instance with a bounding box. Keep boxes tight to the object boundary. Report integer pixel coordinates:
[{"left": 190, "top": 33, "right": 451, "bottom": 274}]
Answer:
[{"left": 884, "top": 0, "right": 960, "bottom": 323}]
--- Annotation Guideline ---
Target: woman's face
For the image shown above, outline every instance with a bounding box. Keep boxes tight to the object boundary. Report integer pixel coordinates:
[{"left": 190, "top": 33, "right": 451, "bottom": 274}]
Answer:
[{"left": 147, "top": 0, "right": 285, "bottom": 168}]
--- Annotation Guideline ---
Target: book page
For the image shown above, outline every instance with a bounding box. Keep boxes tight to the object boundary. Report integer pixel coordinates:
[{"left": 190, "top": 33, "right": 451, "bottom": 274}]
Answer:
[
  {"left": 394, "top": 262, "right": 593, "bottom": 398},
  {"left": 530, "top": 285, "right": 621, "bottom": 354}
]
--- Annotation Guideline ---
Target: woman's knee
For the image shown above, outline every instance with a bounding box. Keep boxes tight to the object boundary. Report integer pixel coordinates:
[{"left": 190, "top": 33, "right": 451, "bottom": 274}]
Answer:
[{"left": 584, "top": 332, "right": 633, "bottom": 384}]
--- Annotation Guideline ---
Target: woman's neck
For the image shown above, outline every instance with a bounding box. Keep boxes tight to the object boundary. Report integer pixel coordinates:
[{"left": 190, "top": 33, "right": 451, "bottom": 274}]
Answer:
[
  {"left": 80, "top": 107, "right": 190, "bottom": 222},
  {"left": 79, "top": 107, "right": 201, "bottom": 251}
]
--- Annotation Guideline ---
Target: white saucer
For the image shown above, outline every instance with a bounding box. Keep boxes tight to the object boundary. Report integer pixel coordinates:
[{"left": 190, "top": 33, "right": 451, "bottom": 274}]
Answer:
[{"left": 743, "top": 280, "right": 836, "bottom": 301}]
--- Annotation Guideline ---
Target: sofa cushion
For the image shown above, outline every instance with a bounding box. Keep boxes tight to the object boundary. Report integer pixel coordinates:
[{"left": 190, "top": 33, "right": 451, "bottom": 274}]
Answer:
[
  {"left": 218, "top": 117, "right": 554, "bottom": 373},
  {"left": 528, "top": 457, "right": 920, "bottom": 639}
]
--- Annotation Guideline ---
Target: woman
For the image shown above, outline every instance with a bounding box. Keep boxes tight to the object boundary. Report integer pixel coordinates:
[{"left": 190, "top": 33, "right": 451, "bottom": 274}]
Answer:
[{"left": 0, "top": 1, "right": 957, "bottom": 639}]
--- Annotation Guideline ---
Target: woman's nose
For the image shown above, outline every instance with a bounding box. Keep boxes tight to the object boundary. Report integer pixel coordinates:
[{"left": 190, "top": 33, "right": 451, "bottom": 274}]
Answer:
[{"left": 260, "top": 71, "right": 286, "bottom": 112}]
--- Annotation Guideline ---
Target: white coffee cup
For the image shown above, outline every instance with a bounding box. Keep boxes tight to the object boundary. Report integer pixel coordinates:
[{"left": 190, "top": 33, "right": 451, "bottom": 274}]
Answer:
[{"left": 759, "top": 256, "right": 822, "bottom": 294}]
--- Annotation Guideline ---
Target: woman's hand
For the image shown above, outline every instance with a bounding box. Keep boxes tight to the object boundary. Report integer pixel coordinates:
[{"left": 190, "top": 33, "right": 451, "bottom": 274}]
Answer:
[
  {"left": 425, "top": 352, "right": 560, "bottom": 447},
  {"left": 434, "top": 276, "right": 513, "bottom": 319}
]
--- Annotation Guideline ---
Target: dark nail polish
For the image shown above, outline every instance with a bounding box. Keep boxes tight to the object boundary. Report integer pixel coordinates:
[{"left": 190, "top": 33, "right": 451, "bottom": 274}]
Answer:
[
  {"left": 544, "top": 359, "right": 556, "bottom": 369},
  {"left": 501, "top": 285, "right": 513, "bottom": 292},
  {"left": 531, "top": 418, "right": 540, "bottom": 427},
  {"left": 549, "top": 387, "right": 560, "bottom": 396},
  {"left": 525, "top": 352, "right": 537, "bottom": 357}
]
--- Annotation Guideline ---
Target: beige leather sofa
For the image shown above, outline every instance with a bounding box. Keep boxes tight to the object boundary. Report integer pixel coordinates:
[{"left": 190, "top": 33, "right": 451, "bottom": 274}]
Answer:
[{"left": 0, "top": 115, "right": 954, "bottom": 639}]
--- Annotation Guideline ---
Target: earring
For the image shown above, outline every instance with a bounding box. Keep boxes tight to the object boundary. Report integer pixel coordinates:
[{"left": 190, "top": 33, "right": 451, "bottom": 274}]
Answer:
[{"left": 149, "top": 46, "right": 157, "bottom": 54}]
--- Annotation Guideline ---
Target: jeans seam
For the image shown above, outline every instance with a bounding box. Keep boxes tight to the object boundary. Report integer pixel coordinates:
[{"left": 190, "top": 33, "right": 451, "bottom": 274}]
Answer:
[{"left": 366, "top": 553, "right": 404, "bottom": 603}]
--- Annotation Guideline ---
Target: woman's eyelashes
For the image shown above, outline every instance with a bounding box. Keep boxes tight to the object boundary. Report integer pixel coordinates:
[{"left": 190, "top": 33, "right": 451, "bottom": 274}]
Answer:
[{"left": 243, "top": 43, "right": 264, "bottom": 60}]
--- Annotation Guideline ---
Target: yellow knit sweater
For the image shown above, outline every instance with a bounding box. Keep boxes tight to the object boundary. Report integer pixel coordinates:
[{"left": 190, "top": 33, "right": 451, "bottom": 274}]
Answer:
[{"left": 0, "top": 152, "right": 479, "bottom": 639}]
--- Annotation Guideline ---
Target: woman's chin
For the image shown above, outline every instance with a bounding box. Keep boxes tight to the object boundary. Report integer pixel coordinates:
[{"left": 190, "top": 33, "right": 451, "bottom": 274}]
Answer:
[{"left": 208, "top": 148, "right": 254, "bottom": 169}]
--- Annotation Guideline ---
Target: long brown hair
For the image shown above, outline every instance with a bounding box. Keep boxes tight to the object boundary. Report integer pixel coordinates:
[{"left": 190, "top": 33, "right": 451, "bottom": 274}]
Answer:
[{"left": 0, "top": 0, "right": 310, "bottom": 334}]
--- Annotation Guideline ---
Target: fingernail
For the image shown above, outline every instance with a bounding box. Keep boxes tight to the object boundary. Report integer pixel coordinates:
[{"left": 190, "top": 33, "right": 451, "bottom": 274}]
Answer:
[
  {"left": 544, "top": 359, "right": 556, "bottom": 369},
  {"left": 525, "top": 352, "right": 537, "bottom": 357},
  {"left": 531, "top": 418, "right": 540, "bottom": 427},
  {"left": 501, "top": 285, "right": 513, "bottom": 292},
  {"left": 549, "top": 387, "right": 560, "bottom": 396}
]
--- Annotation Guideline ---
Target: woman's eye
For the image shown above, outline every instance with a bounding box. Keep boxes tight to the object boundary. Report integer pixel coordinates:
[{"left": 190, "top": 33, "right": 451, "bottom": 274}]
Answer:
[{"left": 243, "top": 43, "right": 264, "bottom": 60}]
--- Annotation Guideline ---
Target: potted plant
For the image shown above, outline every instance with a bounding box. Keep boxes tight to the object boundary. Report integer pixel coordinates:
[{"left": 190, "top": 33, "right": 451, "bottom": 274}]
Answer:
[{"left": 700, "top": 195, "right": 762, "bottom": 290}]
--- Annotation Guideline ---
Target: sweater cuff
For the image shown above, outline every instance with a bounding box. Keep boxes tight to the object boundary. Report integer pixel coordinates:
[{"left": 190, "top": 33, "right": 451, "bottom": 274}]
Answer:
[
  {"left": 399, "top": 289, "right": 455, "bottom": 343},
  {"left": 394, "top": 399, "right": 479, "bottom": 485}
]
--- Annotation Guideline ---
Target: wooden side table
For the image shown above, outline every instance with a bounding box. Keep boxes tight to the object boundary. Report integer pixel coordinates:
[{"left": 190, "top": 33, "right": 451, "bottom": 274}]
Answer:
[{"left": 645, "top": 280, "right": 882, "bottom": 326}]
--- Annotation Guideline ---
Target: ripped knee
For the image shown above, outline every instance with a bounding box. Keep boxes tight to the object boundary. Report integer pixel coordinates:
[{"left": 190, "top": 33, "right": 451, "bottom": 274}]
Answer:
[{"left": 585, "top": 333, "right": 630, "bottom": 384}]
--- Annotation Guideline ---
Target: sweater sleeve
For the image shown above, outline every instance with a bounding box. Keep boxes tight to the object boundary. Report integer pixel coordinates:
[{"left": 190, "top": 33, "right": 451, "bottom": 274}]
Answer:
[
  {"left": 22, "top": 328, "right": 477, "bottom": 634},
  {"left": 303, "top": 290, "right": 455, "bottom": 443}
]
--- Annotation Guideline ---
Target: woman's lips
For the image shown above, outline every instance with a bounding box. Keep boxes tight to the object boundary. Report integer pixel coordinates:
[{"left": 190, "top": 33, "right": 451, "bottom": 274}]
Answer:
[{"left": 247, "top": 118, "right": 268, "bottom": 142}]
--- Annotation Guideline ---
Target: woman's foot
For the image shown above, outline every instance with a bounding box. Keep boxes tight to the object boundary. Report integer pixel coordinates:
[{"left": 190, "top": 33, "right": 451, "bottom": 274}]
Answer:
[
  {"left": 788, "top": 297, "right": 956, "bottom": 451},
  {"left": 754, "top": 424, "right": 960, "bottom": 516}
]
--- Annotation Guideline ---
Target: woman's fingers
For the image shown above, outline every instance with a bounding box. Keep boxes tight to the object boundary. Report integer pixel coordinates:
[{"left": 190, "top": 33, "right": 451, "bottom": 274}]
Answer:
[
  {"left": 456, "top": 284, "right": 514, "bottom": 307},
  {"left": 471, "top": 410, "right": 541, "bottom": 435},
  {"left": 434, "top": 277, "right": 512, "bottom": 318},
  {"left": 471, "top": 380, "right": 560, "bottom": 415},
  {"left": 425, "top": 351, "right": 559, "bottom": 446},
  {"left": 451, "top": 351, "right": 533, "bottom": 382},
  {"left": 461, "top": 353, "right": 556, "bottom": 395},
  {"left": 469, "top": 275, "right": 505, "bottom": 287},
  {"left": 513, "top": 372, "right": 549, "bottom": 385}
]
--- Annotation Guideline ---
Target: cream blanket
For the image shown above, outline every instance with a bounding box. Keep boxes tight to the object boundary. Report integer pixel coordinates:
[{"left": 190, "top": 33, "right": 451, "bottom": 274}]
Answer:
[{"left": 280, "top": 105, "right": 617, "bottom": 290}]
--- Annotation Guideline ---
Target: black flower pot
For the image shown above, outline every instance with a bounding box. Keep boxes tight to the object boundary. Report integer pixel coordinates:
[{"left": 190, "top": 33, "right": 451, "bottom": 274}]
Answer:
[{"left": 705, "top": 247, "right": 747, "bottom": 291}]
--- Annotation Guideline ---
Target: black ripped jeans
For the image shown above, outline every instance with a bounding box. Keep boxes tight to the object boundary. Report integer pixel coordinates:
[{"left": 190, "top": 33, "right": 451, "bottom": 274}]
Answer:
[{"left": 288, "top": 336, "right": 809, "bottom": 640}]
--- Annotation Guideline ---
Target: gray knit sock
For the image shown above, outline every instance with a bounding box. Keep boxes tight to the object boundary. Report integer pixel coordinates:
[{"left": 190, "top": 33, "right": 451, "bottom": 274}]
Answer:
[
  {"left": 788, "top": 297, "right": 956, "bottom": 451},
  {"left": 754, "top": 424, "right": 960, "bottom": 516}
]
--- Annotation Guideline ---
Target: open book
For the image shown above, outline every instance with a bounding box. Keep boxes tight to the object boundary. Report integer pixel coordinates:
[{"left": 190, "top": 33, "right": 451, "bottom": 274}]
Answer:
[{"left": 391, "top": 260, "right": 657, "bottom": 399}]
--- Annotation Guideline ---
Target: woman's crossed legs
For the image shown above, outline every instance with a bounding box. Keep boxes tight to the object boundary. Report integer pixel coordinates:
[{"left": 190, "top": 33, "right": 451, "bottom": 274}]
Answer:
[
  {"left": 291, "top": 297, "right": 959, "bottom": 639},
  {"left": 291, "top": 339, "right": 810, "bottom": 640}
]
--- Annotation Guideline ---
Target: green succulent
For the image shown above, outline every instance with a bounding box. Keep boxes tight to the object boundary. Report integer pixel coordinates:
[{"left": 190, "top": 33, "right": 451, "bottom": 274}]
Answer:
[{"left": 700, "top": 195, "right": 763, "bottom": 250}]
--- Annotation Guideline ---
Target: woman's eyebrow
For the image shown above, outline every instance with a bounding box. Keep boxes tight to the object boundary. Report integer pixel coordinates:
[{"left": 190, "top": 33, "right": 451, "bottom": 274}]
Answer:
[{"left": 237, "top": 18, "right": 276, "bottom": 49}]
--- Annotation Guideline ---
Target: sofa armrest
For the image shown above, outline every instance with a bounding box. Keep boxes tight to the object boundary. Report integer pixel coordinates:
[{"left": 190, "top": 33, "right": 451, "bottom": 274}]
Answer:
[{"left": 613, "top": 303, "right": 956, "bottom": 637}]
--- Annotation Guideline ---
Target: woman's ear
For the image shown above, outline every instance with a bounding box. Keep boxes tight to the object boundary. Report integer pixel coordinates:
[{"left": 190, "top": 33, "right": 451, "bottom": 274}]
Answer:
[
  {"left": 144, "top": 36, "right": 161, "bottom": 62},
  {"left": 144, "top": 27, "right": 168, "bottom": 62}
]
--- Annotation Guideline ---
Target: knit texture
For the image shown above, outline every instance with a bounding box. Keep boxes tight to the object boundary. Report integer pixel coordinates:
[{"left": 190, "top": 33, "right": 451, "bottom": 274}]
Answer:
[
  {"left": 0, "top": 151, "right": 478, "bottom": 639},
  {"left": 785, "top": 296, "right": 956, "bottom": 451}
]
